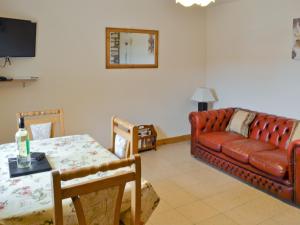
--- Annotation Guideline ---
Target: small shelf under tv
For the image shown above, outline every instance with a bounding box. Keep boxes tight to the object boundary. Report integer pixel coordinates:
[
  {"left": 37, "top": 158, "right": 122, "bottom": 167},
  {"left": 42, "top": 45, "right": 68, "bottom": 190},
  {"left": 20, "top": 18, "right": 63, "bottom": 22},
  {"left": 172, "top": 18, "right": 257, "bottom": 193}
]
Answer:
[{"left": 0, "top": 76, "right": 39, "bottom": 87}]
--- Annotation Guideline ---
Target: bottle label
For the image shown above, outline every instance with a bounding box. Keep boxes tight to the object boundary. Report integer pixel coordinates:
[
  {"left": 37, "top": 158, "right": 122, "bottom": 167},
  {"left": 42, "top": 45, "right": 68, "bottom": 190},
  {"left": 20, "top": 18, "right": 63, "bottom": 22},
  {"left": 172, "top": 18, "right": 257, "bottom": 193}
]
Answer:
[
  {"left": 17, "top": 135, "right": 30, "bottom": 157},
  {"left": 26, "top": 138, "right": 30, "bottom": 155}
]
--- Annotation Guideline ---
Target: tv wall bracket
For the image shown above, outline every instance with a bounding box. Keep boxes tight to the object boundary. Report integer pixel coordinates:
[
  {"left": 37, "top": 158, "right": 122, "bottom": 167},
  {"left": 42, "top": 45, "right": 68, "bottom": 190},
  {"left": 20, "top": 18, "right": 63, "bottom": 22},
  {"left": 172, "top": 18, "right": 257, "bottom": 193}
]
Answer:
[{"left": 1, "top": 56, "right": 12, "bottom": 68}]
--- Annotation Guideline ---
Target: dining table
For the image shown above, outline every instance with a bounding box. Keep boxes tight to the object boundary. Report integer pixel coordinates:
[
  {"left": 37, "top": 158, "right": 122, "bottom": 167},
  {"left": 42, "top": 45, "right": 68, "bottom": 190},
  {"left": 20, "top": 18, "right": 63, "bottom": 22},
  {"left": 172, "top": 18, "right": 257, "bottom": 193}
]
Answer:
[{"left": 0, "top": 134, "right": 160, "bottom": 225}]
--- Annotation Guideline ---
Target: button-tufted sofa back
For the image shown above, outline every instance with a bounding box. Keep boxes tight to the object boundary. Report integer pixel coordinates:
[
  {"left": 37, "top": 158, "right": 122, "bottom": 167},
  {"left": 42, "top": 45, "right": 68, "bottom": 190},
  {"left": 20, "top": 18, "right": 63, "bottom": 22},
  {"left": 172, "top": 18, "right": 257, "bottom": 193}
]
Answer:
[
  {"left": 249, "top": 113, "right": 296, "bottom": 150},
  {"left": 194, "top": 108, "right": 235, "bottom": 133}
]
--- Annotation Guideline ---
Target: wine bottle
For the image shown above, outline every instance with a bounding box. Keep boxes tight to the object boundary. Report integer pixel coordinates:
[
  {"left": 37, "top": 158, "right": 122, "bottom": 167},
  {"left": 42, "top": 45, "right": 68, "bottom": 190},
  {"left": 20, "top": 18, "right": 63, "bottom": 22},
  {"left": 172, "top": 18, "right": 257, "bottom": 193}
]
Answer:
[{"left": 15, "top": 117, "right": 31, "bottom": 168}]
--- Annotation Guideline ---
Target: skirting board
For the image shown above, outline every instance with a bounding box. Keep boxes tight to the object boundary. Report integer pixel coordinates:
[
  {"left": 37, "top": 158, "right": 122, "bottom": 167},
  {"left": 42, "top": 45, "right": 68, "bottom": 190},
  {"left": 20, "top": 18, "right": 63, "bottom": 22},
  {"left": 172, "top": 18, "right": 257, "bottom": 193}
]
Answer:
[{"left": 157, "top": 134, "right": 191, "bottom": 146}]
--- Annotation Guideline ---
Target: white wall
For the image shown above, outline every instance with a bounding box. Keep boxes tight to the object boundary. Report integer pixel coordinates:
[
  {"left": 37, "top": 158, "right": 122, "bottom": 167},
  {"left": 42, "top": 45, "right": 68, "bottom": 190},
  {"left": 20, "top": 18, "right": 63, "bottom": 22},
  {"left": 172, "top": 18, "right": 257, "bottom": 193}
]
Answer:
[
  {"left": 205, "top": 0, "right": 300, "bottom": 119},
  {"left": 0, "top": 0, "right": 206, "bottom": 146}
]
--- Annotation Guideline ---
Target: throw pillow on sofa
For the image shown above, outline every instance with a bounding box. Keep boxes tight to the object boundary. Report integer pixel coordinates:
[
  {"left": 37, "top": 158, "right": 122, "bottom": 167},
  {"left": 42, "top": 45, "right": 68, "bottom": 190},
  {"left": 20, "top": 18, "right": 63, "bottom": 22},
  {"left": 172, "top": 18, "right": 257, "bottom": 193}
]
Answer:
[
  {"left": 226, "top": 109, "right": 256, "bottom": 137},
  {"left": 290, "top": 122, "right": 300, "bottom": 143}
]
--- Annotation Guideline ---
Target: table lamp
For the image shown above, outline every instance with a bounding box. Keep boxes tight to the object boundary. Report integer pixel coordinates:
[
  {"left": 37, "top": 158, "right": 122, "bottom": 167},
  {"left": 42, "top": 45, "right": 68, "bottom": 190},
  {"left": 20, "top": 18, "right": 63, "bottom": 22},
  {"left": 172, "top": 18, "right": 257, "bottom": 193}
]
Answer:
[{"left": 191, "top": 87, "right": 216, "bottom": 111}]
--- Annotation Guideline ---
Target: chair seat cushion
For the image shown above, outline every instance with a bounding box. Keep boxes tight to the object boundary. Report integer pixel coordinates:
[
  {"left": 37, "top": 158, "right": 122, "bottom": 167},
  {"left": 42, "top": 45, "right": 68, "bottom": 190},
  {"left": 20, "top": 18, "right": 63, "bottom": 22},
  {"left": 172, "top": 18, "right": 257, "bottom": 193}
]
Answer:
[
  {"left": 222, "top": 139, "right": 276, "bottom": 163},
  {"left": 114, "top": 134, "right": 128, "bottom": 159},
  {"left": 30, "top": 122, "right": 52, "bottom": 140},
  {"left": 198, "top": 132, "right": 245, "bottom": 152},
  {"left": 249, "top": 150, "right": 288, "bottom": 178}
]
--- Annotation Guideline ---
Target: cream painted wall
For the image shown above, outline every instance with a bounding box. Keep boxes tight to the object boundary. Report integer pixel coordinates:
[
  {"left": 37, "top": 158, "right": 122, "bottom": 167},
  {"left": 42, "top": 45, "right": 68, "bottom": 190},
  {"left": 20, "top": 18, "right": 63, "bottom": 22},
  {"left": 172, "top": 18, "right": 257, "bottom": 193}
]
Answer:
[
  {"left": 205, "top": 0, "right": 300, "bottom": 119},
  {"left": 0, "top": 0, "right": 206, "bottom": 146}
]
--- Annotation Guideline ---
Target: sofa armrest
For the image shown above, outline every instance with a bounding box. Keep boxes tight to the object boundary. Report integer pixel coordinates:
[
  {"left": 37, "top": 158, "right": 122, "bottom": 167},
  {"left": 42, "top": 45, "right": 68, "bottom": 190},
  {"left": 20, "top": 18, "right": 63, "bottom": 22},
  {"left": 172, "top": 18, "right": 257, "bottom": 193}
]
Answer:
[
  {"left": 189, "top": 108, "right": 235, "bottom": 148},
  {"left": 287, "top": 140, "right": 300, "bottom": 204}
]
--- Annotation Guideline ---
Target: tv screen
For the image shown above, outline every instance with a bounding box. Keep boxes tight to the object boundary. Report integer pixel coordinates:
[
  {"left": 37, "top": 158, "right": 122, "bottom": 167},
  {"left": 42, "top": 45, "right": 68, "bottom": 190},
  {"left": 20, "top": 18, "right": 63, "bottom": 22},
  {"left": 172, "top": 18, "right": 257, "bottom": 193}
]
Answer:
[{"left": 0, "top": 17, "right": 36, "bottom": 57}]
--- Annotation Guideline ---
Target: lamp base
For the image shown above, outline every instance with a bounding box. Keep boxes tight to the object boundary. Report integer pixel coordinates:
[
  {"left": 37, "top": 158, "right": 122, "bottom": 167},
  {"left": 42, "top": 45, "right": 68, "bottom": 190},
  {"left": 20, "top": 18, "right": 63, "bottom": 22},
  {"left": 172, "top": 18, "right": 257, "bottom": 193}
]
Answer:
[{"left": 198, "top": 102, "right": 208, "bottom": 111}]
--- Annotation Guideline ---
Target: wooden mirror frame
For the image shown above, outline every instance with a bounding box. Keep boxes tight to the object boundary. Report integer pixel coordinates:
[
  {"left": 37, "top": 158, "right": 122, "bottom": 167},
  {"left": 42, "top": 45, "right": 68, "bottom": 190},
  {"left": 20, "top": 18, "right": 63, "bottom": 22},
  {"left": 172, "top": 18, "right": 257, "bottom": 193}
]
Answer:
[{"left": 106, "top": 27, "right": 159, "bottom": 69}]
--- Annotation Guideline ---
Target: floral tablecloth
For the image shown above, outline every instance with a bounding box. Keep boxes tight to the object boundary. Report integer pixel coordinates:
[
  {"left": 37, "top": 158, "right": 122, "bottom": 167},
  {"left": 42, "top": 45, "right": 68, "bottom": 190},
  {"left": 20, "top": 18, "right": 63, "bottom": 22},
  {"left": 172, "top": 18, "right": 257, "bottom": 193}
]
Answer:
[{"left": 0, "top": 135, "right": 159, "bottom": 225}]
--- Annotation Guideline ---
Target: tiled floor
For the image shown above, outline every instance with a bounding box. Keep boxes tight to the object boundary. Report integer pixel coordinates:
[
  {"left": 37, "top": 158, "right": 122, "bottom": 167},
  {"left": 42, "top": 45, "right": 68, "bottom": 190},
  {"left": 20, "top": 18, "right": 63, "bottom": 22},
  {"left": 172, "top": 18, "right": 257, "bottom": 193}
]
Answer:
[{"left": 141, "top": 141, "right": 300, "bottom": 225}]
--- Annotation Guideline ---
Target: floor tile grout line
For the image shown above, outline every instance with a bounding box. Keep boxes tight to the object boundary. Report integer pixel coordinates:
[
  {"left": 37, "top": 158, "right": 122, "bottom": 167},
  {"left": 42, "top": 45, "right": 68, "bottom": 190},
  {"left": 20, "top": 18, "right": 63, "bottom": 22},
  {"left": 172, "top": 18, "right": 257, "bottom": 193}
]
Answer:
[
  {"left": 256, "top": 218, "right": 277, "bottom": 225},
  {"left": 174, "top": 208, "right": 223, "bottom": 225}
]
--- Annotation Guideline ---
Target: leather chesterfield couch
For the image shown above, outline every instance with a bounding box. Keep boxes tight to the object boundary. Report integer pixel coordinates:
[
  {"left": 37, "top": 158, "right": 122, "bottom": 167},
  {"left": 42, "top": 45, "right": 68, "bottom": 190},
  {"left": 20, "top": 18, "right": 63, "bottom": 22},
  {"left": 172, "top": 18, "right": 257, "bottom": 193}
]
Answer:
[{"left": 189, "top": 108, "right": 300, "bottom": 205}]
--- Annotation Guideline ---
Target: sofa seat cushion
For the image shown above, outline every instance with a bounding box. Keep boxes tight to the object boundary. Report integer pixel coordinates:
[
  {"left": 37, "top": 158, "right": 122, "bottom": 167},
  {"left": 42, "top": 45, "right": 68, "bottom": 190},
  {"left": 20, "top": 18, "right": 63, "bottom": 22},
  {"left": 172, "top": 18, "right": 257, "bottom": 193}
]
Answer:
[
  {"left": 222, "top": 139, "right": 276, "bottom": 163},
  {"left": 249, "top": 150, "right": 288, "bottom": 178},
  {"left": 198, "top": 132, "right": 245, "bottom": 152}
]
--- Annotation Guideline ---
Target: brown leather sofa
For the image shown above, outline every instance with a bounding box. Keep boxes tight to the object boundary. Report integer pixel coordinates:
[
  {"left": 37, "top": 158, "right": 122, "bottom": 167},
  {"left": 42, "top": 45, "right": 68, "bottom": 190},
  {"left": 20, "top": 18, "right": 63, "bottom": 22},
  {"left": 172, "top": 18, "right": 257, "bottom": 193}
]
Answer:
[{"left": 189, "top": 108, "right": 300, "bottom": 205}]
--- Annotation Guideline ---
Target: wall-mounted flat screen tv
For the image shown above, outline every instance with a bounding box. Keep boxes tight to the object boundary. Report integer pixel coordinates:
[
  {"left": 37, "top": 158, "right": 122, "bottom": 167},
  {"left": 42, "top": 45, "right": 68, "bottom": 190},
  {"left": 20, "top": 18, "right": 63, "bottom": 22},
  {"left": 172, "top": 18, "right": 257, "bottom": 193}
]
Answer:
[{"left": 0, "top": 17, "right": 36, "bottom": 57}]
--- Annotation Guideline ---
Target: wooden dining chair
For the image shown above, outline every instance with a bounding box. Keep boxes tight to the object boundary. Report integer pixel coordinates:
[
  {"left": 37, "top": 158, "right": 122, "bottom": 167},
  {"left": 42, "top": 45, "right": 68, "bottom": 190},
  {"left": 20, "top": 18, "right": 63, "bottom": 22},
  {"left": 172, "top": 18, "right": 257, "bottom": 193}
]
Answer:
[
  {"left": 16, "top": 109, "right": 65, "bottom": 140},
  {"left": 52, "top": 154, "right": 141, "bottom": 225},
  {"left": 111, "top": 116, "right": 139, "bottom": 159}
]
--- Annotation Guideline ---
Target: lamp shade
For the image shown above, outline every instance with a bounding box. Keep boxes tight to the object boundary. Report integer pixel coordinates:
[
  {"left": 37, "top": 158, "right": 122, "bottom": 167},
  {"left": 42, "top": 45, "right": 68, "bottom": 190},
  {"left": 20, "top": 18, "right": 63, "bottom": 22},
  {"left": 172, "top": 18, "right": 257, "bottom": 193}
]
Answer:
[{"left": 191, "top": 87, "right": 216, "bottom": 102}]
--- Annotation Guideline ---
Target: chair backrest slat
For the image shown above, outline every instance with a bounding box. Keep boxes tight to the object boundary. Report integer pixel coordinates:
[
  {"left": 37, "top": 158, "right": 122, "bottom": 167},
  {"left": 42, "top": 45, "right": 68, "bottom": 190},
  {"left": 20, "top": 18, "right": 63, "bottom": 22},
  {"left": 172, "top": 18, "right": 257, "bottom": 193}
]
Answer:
[
  {"left": 72, "top": 196, "right": 87, "bottom": 225},
  {"left": 52, "top": 154, "right": 141, "bottom": 225},
  {"left": 60, "top": 157, "right": 136, "bottom": 181},
  {"left": 16, "top": 109, "right": 65, "bottom": 140},
  {"left": 111, "top": 116, "right": 138, "bottom": 158},
  {"left": 61, "top": 172, "right": 135, "bottom": 199}
]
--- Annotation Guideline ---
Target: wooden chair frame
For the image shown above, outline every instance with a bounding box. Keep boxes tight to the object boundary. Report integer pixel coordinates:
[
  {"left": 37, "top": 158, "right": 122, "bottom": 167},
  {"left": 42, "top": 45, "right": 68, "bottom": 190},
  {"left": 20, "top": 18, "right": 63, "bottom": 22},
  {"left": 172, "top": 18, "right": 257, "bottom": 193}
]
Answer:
[
  {"left": 52, "top": 155, "right": 141, "bottom": 225},
  {"left": 16, "top": 109, "right": 65, "bottom": 140},
  {"left": 111, "top": 116, "right": 139, "bottom": 158}
]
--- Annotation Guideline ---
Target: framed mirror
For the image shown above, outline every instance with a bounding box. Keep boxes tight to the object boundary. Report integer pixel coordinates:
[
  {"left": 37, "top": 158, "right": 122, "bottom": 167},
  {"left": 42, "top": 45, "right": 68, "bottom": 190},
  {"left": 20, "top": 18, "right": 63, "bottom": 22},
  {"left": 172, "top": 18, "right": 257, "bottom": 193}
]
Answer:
[{"left": 106, "top": 27, "right": 159, "bottom": 69}]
